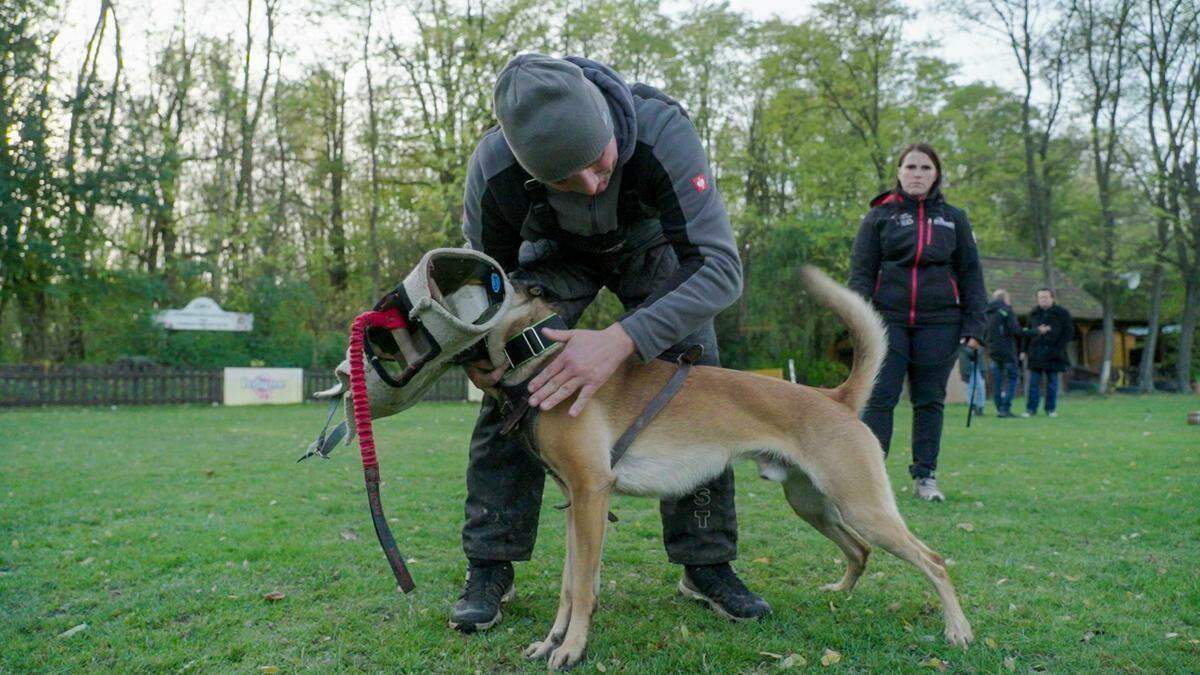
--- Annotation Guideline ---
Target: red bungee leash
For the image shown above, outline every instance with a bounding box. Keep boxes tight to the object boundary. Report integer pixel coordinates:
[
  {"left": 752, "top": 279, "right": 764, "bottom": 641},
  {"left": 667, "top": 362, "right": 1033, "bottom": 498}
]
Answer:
[{"left": 348, "top": 308, "right": 417, "bottom": 592}]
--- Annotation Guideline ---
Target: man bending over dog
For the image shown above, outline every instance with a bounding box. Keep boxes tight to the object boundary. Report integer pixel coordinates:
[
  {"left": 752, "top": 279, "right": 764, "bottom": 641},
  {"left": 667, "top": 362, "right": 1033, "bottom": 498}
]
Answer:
[{"left": 451, "top": 53, "right": 768, "bottom": 631}]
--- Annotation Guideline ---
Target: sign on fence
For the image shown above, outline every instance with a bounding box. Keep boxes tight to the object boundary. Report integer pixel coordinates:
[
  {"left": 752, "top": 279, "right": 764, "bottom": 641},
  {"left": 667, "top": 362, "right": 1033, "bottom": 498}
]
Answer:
[
  {"left": 223, "top": 368, "right": 303, "bottom": 406},
  {"left": 155, "top": 297, "right": 253, "bottom": 332}
]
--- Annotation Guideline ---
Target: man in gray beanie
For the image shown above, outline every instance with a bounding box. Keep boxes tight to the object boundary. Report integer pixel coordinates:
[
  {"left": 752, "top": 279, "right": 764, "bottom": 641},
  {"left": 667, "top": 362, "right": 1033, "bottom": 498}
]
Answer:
[{"left": 452, "top": 53, "right": 768, "bottom": 632}]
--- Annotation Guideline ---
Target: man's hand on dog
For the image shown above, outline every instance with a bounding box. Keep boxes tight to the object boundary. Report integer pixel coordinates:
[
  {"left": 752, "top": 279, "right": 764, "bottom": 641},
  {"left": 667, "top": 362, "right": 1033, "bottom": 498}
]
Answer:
[{"left": 528, "top": 323, "right": 635, "bottom": 417}]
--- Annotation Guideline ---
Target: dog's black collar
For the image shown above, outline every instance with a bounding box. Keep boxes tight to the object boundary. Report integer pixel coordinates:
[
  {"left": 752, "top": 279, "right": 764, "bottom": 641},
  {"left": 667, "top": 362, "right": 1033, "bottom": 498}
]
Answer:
[{"left": 504, "top": 314, "right": 568, "bottom": 370}]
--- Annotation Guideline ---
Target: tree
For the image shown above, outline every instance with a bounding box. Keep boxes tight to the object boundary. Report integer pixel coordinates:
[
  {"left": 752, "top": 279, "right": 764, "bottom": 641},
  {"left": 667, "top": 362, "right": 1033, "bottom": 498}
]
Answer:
[
  {"left": 954, "top": 0, "right": 1075, "bottom": 289},
  {"left": 792, "top": 0, "right": 914, "bottom": 189},
  {"left": 61, "top": 0, "right": 123, "bottom": 359},
  {"left": 1136, "top": 0, "right": 1200, "bottom": 392},
  {"left": 0, "top": 0, "right": 58, "bottom": 360},
  {"left": 1073, "top": 0, "right": 1136, "bottom": 393}
]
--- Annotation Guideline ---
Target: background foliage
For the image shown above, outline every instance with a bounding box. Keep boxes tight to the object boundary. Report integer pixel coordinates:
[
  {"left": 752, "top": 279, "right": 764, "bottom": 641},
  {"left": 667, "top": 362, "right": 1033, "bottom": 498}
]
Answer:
[{"left": 1, "top": 0, "right": 1197, "bottom": 388}]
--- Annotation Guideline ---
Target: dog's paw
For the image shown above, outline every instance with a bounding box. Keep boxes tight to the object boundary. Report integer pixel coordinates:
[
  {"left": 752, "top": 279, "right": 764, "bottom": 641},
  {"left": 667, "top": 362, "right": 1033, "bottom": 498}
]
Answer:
[
  {"left": 547, "top": 639, "right": 587, "bottom": 671},
  {"left": 524, "top": 641, "right": 554, "bottom": 661},
  {"left": 944, "top": 621, "right": 974, "bottom": 649},
  {"left": 524, "top": 632, "right": 563, "bottom": 661}
]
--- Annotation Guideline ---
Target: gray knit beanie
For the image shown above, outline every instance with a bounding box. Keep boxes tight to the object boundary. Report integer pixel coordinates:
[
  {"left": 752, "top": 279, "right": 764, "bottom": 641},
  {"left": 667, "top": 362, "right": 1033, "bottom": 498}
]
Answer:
[{"left": 494, "top": 54, "right": 613, "bottom": 183}]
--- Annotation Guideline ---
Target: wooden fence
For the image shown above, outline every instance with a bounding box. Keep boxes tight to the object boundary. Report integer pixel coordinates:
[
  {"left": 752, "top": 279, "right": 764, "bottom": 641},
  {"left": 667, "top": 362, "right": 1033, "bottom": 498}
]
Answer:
[{"left": 0, "top": 365, "right": 467, "bottom": 407}]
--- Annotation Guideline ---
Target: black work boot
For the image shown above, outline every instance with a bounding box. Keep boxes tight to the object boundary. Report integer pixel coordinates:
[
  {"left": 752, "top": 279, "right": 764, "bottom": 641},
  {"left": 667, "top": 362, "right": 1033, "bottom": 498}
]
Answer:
[
  {"left": 449, "top": 560, "right": 515, "bottom": 633},
  {"left": 678, "top": 562, "right": 771, "bottom": 621}
]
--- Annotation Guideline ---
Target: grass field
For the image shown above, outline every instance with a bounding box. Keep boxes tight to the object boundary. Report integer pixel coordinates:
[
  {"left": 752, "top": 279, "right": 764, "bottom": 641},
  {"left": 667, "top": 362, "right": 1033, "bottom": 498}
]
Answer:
[{"left": 2, "top": 395, "right": 1198, "bottom": 672}]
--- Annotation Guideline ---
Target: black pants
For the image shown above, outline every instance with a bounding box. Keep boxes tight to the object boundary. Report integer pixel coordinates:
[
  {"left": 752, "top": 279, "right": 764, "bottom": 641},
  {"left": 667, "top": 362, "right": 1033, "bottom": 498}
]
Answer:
[
  {"left": 461, "top": 239, "right": 737, "bottom": 565},
  {"left": 861, "top": 322, "right": 961, "bottom": 480}
]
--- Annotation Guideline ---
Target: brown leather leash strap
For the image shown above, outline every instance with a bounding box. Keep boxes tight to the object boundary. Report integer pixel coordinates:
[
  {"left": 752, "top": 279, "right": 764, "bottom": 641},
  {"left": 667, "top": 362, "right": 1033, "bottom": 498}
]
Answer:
[
  {"left": 496, "top": 344, "right": 701, "bottom": 524},
  {"left": 610, "top": 345, "right": 702, "bottom": 469}
]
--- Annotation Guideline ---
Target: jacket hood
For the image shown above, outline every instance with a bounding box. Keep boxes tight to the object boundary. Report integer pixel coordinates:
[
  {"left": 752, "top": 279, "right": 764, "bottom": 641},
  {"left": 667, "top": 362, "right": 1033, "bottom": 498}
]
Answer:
[
  {"left": 564, "top": 56, "right": 637, "bottom": 167},
  {"left": 869, "top": 185, "right": 945, "bottom": 208}
]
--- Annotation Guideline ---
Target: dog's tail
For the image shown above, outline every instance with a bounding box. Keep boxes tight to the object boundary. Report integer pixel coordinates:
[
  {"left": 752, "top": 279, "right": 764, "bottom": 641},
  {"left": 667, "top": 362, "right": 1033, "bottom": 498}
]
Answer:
[{"left": 800, "top": 265, "right": 887, "bottom": 414}]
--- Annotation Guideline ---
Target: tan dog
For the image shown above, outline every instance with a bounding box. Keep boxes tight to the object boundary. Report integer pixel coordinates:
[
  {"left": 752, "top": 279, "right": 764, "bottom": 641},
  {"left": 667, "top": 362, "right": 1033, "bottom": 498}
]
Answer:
[{"left": 477, "top": 266, "right": 973, "bottom": 670}]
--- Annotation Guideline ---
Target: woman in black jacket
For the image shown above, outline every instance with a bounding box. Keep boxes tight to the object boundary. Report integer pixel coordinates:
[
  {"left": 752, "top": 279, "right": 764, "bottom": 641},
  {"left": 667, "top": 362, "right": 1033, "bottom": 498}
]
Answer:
[{"left": 848, "top": 142, "right": 987, "bottom": 502}]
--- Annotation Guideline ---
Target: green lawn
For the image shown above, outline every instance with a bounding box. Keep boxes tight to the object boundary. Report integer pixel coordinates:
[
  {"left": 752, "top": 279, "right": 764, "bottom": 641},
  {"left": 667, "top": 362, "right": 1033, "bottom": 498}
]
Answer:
[{"left": 2, "top": 395, "right": 1198, "bottom": 672}]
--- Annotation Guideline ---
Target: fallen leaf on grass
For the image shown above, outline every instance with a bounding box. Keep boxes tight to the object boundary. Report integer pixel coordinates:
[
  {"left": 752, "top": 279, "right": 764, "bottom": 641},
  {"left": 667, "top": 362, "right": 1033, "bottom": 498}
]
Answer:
[
  {"left": 57, "top": 623, "right": 88, "bottom": 638},
  {"left": 596, "top": 661, "right": 606, "bottom": 672},
  {"left": 984, "top": 637, "right": 998, "bottom": 649},
  {"left": 262, "top": 591, "right": 286, "bottom": 602},
  {"left": 1081, "top": 630, "right": 1108, "bottom": 643},
  {"left": 820, "top": 648, "right": 841, "bottom": 666},
  {"left": 759, "top": 651, "right": 784, "bottom": 659},
  {"left": 995, "top": 578, "right": 1008, "bottom": 586},
  {"left": 203, "top": 469, "right": 215, "bottom": 477},
  {"left": 259, "top": 667, "right": 279, "bottom": 674},
  {"left": 1003, "top": 656, "right": 1016, "bottom": 671},
  {"left": 679, "top": 624, "right": 690, "bottom": 638},
  {"left": 753, "top": 557, "right": 771, "bottom": 564},
  {"left": 779, "top": 653, "right": 806, "bottom": 669},
  {"left": 956, "top": 522, "right": 974, "bottom": 532},
  {"left": 340, "top": 529, "right": 359, "bottom": 541},
  {"left": 80, "top": 557, "right": 94, "bottom": 566},
  {"left": 888, "top": 602, "right": 902, "bottom": 613},
  {"left": 1165, "top": 632, "right": 1180, "bottom": 639},
  {"left": 919, "top": 656, "right": 948, "bottom": 670}
]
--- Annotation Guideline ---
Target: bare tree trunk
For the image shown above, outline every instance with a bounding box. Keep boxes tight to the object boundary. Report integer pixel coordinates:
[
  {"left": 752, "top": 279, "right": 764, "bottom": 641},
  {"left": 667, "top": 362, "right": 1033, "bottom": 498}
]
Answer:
[
  {"left": 1139, "top": 258, "right": 1164, "bottom": 392},
  {"left": 965, "top": 0, "right": 1071, "bottom": 290},
  {"left": 1178, "top": 277, "right": 1200, "bottom": 393},
  {"left": 61, "top": 0, "right": 120, "bottom": 359},
  {"left": 364, "top": 0, "right": 382, "bottom": 300},
  {"left": 233, "top": 0, "right": 277, "bottom": 285},
  {"left": 1075, "top": 0, "right": 1133, "bottom": 394},
  {"left": 1099, "top": 289, "right": 1114, "bottom": 392},
  {"left": 325, "top": 66, "right": 349, "bottom": 293}
]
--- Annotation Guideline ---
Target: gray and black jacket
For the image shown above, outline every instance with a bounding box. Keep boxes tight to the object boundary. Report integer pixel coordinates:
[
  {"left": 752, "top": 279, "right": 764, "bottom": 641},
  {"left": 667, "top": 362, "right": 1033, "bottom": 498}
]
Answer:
[{"left": 462, "top": 57, "right": 742, "bottom": 362}]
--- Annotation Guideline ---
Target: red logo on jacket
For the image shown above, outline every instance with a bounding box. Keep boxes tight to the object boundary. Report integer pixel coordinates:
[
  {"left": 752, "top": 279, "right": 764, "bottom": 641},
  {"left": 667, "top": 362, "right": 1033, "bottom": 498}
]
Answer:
[{"left": 691, "top": 174, "right": 709, "bottom": 192}]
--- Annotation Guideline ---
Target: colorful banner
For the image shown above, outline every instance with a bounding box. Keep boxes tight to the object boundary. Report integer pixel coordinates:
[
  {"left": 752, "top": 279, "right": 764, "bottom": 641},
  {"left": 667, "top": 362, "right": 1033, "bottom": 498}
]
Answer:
[{"left": 223, "top": 368, "right": 303, "bottom": 406}]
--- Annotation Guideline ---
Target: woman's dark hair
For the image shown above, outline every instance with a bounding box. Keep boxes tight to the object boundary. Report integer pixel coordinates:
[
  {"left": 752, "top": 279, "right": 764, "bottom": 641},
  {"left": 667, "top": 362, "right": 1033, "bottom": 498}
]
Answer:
[{"left": 893, "top": 142, "right": 942, "bottom": 195}]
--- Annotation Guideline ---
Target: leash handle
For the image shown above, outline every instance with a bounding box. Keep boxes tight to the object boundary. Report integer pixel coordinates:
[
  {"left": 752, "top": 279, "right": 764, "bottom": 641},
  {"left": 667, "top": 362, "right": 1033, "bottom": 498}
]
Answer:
[
  {"left": 349, "top": 309, "right": 405, "bottom": 469},
  {"left": 348, "top": 308, "right": 417, "bottom": 592},
  {"left": 966, "top": 346, "right": 980, "bottom": 429}
]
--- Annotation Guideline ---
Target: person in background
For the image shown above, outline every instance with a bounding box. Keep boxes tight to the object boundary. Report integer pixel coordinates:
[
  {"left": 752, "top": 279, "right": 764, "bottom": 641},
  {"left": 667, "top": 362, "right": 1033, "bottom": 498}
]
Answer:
[
  {"left": 848, "top": 142, "right": 988, "bottom": 502},
  {"left": 1022, "top": 288, "right": 1074, "bottom": 417},
  {"left": 984, "top": 289, "right": 1021, "bottom": 417}
]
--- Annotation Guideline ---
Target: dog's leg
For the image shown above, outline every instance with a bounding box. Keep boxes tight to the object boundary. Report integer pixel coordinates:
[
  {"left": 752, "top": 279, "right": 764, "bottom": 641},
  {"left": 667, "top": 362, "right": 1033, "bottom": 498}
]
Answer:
[
  {"left": 525, "top": 509, "right": 574, "bottom": 660},
  {"left": 782, "top": 474, "right": 870, "bottom": 592},
  {"left": 547, "top": 483, "right": 611, "bottom": 671},
  {"left": 834, "top": 497, "right": 973, "bottom": 647}
]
